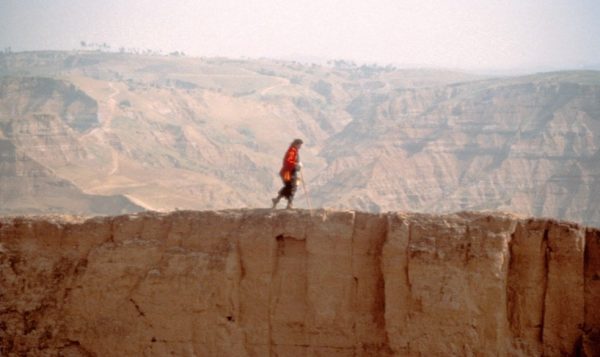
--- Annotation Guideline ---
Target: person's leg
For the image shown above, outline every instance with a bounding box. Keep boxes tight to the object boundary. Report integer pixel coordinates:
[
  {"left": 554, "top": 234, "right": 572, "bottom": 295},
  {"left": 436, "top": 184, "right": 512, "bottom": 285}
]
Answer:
[
  {"left": 286, "top": 176, "right": 298, "bottom": 209},
  {"left": 274, "top": 180, "right": 292, "bottom": 208},
  {"left": 272, "top": 196, "right": 280, "bottom": 208}
]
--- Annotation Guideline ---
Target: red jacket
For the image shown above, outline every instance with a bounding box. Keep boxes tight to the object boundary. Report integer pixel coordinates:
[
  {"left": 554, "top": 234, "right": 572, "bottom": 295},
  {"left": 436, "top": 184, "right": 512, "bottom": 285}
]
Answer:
[{"left": 280, "top": 146, "right": 298, "bottom": 182}]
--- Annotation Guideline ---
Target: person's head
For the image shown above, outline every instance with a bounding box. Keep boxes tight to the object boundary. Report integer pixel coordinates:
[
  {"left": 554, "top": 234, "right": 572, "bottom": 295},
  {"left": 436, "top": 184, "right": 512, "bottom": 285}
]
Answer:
[{"left": 292, "top": 138, "right": 303, "bottom": 148}]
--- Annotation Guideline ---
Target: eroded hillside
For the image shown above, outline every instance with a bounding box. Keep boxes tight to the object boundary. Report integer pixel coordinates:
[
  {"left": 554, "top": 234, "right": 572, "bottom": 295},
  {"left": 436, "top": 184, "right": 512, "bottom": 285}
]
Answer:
[
  {"left": 316, "top": 72, "right": 600, "bottom": 224},
  {"left": 1, "top": 51, "right": 600, "bottom": 228},
  {"left": 1, "top": 209, "right": 599, "bottom": 356}
]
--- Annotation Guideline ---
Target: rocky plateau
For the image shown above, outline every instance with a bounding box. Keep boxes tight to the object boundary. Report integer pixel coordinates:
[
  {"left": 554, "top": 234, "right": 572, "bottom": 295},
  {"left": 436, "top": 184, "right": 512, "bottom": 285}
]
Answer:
[{"left": 1, "top": 209, "right": 599, "bottom": 356}]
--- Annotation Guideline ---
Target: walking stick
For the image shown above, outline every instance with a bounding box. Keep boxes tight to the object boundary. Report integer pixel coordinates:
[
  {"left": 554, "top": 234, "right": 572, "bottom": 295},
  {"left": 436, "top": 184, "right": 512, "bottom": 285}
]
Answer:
[{"left": 299, "top": 170, "right": 312, "bottom": 210}]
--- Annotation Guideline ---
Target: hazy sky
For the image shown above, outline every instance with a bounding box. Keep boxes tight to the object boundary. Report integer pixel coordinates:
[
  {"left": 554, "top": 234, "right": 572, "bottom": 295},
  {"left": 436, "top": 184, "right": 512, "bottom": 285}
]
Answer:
[{"left": 1, "top": 0, "right": 599, "bottom": 70}]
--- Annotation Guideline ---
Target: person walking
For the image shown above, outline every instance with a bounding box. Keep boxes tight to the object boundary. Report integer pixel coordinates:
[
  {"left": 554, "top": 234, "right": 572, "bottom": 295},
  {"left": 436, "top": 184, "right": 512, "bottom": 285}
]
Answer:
[{"left": 272, "top": 138, "right": 303, "bottom": 209}]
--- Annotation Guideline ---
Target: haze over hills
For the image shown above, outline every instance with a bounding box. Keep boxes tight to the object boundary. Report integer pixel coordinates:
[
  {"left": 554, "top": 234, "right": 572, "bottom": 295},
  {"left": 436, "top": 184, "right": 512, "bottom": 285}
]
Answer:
[{"left": 1, "top": 51, "right": 599, "bottom": 227}]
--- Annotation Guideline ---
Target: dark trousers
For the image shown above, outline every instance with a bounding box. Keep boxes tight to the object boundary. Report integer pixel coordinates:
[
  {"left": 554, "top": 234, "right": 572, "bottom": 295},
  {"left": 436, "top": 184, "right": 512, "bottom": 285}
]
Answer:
[{"left": 278, "top": 175, "right": 297, "bottom": 200}]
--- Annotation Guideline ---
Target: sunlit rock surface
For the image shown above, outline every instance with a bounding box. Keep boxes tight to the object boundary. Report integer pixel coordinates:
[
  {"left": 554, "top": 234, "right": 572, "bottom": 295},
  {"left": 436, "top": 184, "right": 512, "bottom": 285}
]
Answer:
[{"left": 1, "top": 209, "right": 599, "bottom": 356}]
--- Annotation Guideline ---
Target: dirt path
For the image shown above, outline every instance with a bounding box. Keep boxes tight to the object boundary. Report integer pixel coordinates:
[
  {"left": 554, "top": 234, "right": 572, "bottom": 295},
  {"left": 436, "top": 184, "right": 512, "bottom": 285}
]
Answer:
[
  {"left": 80, "top": 82, "right": 121, "bottom": 176},
  {"left": 259, "top": 77, "right": 289, "bottom": 96},
  {"left": 103, "top": 83, "right": 120, "bottom": 176}
]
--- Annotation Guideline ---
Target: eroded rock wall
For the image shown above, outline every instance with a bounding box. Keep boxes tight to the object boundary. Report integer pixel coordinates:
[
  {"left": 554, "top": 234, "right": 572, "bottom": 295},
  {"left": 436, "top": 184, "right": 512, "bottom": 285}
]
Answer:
[{"left": 0, "top": 210, "right": 598, "bottom": 356}]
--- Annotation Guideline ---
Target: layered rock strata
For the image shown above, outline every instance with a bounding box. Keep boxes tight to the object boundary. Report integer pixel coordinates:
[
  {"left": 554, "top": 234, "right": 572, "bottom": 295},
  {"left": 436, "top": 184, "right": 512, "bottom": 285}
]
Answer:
[{"left": 0, "top": 210, "right": 598, "bottom": 356}]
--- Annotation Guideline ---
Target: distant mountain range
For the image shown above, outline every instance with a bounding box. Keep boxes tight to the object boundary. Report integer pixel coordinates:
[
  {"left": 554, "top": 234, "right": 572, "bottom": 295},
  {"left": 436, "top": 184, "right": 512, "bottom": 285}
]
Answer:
[{"left": 1, "top": 51, "right": 599, "bottom": 227}]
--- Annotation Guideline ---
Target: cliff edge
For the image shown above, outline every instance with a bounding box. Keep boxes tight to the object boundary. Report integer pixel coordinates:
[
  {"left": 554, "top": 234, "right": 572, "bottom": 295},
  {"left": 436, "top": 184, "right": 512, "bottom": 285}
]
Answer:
[{"left": 1, "top": 209, "right": 599, "bottom": 356}]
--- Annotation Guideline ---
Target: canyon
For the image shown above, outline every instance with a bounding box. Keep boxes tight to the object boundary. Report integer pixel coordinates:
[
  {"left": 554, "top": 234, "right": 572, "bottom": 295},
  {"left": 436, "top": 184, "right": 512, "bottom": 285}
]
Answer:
[
  {"left": 1, "top": 52, "right": 599, "bottom": 228},
  {"left": 1, "top": 209, "right": 599, "bottom": 356}
]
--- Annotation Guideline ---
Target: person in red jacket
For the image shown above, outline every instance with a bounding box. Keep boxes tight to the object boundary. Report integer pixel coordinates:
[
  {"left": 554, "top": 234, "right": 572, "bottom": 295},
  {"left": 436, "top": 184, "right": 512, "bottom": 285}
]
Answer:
[{"left": 272, "top": 138, "right": 303, "bottom": 209}]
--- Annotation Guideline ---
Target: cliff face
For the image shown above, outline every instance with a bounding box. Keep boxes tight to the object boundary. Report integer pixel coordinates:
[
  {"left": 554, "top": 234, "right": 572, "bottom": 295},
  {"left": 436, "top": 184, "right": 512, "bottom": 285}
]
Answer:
[{"left": 0, "top": 210, "right": 598, "bottom": 356}]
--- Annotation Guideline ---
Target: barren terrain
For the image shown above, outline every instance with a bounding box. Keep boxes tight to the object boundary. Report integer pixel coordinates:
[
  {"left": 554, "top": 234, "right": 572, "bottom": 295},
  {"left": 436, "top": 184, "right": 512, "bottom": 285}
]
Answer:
[
  {"left": 1, "top": 52, "right": 599, "bottom": 227},
  {"left": 1, "top": 209, "right": 598, "bottom": 356}
]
